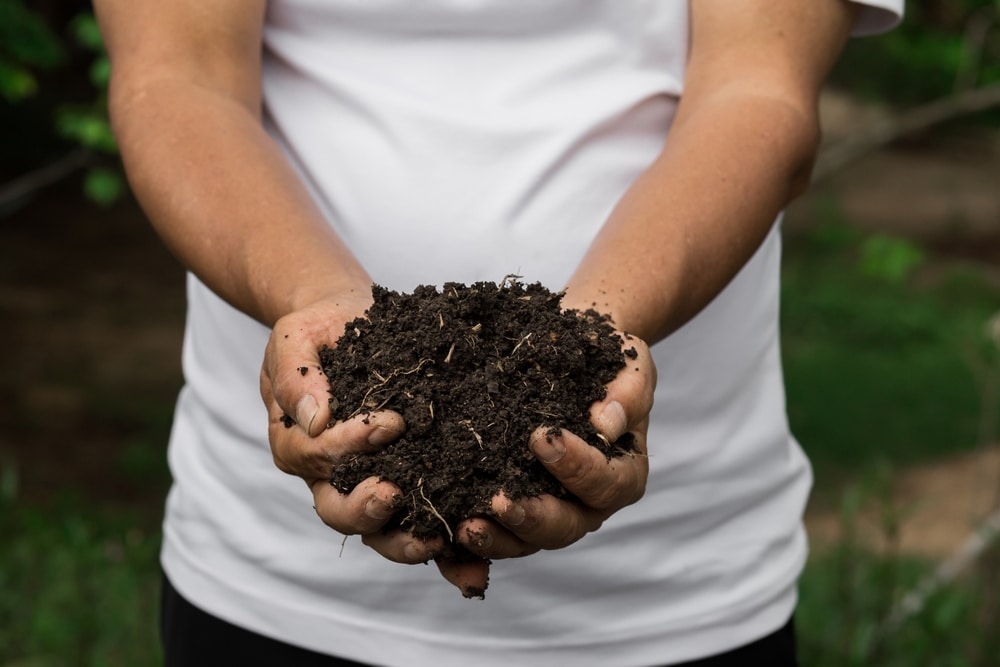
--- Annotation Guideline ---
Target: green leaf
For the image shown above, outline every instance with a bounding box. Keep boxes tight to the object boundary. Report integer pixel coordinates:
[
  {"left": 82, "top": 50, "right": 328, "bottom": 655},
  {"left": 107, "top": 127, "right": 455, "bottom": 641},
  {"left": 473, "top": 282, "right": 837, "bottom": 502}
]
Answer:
[
  {"left": 56, "top": 108, "right": 117, "bottom": 152},
  {"left": 83, "top": 168, "right": 124, "bottom": 206},
  {"left": 69, "top": 12, "right": 104, "bottom": 52},
  {"left": 858, "top": 235, "right": 926, "bottom": 285},
  {"left": 0, "top": 0, "right": 65, "bottom": 68},
  {"left": 89, "top": 54, "right": 111, "bottom": 89},
  {"left": 0, "top": 59, "right": 37, "bottom": 101}
]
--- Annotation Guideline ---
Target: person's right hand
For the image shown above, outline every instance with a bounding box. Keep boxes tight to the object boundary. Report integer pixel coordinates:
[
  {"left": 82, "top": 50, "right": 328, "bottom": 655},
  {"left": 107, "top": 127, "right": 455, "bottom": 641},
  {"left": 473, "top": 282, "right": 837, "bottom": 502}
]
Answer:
[
  {"left": 260, "top": 294, "right": 413, "bottom": 540},
  {"left": 261, "top": 294, "right": 489, "bottom": 589}
]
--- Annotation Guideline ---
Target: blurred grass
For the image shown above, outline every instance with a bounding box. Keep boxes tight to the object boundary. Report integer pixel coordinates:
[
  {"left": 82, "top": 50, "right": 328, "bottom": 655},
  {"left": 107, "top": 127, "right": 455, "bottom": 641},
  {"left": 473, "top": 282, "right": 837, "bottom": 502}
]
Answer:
[
  {"left": 798, "top": 542, "right": 992, "bottom": 667},
  {"left": 796, "top": 471, "right": 1000, "bottom": 667},
  {"left": 782, "top": 213, "right": 998, "bottom": 481},
  {"left": 785, "top": 211, "right": 1000, "bottom": 664},
  {"left": 0, "top": 500, "right": 162, "bottom": 666}
]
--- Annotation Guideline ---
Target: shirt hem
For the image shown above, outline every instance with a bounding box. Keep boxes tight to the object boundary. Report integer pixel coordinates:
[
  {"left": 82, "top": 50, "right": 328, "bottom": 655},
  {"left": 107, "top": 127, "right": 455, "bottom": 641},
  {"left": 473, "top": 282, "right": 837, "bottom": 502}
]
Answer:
[{"left": 162, "top": 528, "right": 802, "bottom": 667}]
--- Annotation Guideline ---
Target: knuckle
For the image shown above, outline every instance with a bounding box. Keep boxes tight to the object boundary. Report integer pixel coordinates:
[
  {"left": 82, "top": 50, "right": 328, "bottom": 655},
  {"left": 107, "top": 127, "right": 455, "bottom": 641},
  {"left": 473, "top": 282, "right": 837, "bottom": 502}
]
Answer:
[
  {"left": 270, "top": 368, "right": 302, "bottom": 405},
  {"left": 317, "top": 492, "right": 365, "bottom": 535},
  {"left": 268, "top": 433, "right": 296, "bottom": 475},
  {"left": 270, "top": 429, "right": 335, "bottom": 479},
  {"left": 319, "top": 511, "right": 355, "bottom": 535},
  {"left": 315, "top": 506, "right": 341, "bottom": 531},
  {"left": 542, "top": 512, "right": 588, "bottom": 550},
  {"left": 259, "top": 370, "right": 273, "bottom": 403},
  {"left": 587, "top": 487, "right": 622, "bottom": 512},
  {"left": 589, "top": 461, "right": 637, "bottom": 511},
  {"left": 271, "top": 451, "right": 296, "bottom": 475},
  {"left": 554, "top": 452, "right": 596, "bottom": 488},
  {"left": 303, "top": 448, "right": 335, "bottom": 478},
  {"left": 619, "top": 461, "right": 648, "bottom": 507}
]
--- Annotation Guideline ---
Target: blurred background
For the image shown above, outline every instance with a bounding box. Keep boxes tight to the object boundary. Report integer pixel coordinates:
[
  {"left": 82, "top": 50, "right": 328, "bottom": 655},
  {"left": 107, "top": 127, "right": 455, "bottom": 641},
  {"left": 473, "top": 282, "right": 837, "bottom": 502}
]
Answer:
[{"left": 1, "top": 1, "right": 999, "bottom": 665}]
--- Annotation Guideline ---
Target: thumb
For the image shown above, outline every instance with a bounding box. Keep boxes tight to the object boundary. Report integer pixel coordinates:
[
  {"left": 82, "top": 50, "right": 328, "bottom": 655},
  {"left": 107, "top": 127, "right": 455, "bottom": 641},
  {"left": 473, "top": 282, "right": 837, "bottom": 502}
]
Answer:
[
  {"left": 262, "top": 337, "right": 334, "bottom": 438},
  {"left": 591, "top": 399, "right": 627, "bottom": 443}
]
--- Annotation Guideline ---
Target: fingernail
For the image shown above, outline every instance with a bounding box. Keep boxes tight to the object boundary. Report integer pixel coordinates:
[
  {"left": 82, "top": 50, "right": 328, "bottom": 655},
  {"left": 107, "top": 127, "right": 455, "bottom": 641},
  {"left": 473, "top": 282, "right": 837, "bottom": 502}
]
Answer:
[
  {"left": 368, "top": 425, "right": 395, "bottom": 446},
  {"left": 465, "top": 527, "right": 492, "bottom": 550},
  {"left": 597, "top": 401, "right": 626, "bottom": 442},
  {"left": 364, "top": 497, "right": 394, "bottom": 521},
  {"left": 532, "top": 431, "right": 566, "bottom": 464},
  {"left": 500, "top": 501, "right": 525, "bottom": 527},
  {"left": 403, "top": 543, "right": 430, "bottom": 563},
  {"left": 296, "top": 394, "right": 319, "bottom": 435}
]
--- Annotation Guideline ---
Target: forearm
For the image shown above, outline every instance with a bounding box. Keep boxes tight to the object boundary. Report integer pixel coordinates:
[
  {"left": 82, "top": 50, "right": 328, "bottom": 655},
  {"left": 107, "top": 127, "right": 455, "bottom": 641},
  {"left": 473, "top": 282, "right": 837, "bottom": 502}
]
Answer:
[
  {"left": 111, "top": 78, "right": 370, "bottom": 326},
  {"left": 564, "top": 88, "right": 819, "bottom": 344}
]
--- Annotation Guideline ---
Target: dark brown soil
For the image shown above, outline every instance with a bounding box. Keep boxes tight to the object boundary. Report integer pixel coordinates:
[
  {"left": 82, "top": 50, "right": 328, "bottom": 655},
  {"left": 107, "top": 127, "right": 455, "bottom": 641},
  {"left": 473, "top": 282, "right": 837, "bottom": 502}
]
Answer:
[{"left": 318, "top": 280, "right": 637, "bottom": 546}]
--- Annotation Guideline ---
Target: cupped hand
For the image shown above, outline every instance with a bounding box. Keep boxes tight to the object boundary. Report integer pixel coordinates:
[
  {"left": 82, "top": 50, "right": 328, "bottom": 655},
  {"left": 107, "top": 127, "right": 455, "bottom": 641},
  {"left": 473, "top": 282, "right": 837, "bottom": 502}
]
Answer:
[
  {"left": 260, "top": 294, "right": 410, "bottom": 537},
  {"left": 263, "top": 296, "right": 656, "bottom": 600},
  {"left": 261, "top": 293, "right": 503, "bottom": 598},
  {"left": 440, "top": 331, "right": 656, "bottom": 587}
]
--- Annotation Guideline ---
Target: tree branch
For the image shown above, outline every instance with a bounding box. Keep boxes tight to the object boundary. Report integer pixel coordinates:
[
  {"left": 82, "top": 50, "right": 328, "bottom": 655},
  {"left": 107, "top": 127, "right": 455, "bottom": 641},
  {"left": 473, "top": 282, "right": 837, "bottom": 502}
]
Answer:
[
  {"left": 813, "top": 81, "right": 1000, "bottom": 183},
  {"left": 0, "top": 149, "right": 93, "bottom": 218}
]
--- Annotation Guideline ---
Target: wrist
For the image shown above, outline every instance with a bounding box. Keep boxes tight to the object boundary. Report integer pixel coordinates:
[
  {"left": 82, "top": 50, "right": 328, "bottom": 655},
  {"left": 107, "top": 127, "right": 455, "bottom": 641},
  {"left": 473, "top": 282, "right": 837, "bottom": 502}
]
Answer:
[
  {"left": 560, "top": 284, "right": 658, "bottom": 343},
  {"left": 255, "top": 264, "right": 372, "bottom": 327},
  {"left": 287, "top": 277, "right": 373, "bottom": 321}
]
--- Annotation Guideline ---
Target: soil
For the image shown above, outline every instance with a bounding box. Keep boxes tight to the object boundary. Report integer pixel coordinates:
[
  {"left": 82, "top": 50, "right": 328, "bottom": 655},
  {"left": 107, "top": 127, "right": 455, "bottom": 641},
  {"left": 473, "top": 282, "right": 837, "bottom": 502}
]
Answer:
[
  {"left": 806, "top": 445, "right": 1000, "bottom": 558},
  {"left": 317, "top": 281, "right": 637, "bottom": 545}
]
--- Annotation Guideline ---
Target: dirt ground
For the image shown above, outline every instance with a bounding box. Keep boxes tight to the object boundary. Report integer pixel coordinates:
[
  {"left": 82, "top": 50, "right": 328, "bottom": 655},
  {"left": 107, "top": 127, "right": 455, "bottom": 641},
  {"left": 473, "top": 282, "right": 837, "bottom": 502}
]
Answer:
[
  {"left": 806, "top": 445, "right": 1000, "bottom": 557},
  {"left": 0, "top": 181, "right": 185, "bottom": 509},
  {"left": 1, "top": 91, "right": 998, "bottom": 559}
]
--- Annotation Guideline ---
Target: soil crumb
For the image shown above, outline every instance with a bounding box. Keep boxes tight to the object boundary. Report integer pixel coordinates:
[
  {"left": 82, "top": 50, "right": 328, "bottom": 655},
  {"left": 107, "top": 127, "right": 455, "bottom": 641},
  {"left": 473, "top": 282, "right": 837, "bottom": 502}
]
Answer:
[{"left": 319, "top": 280, "right": 636, "bottom": 547}]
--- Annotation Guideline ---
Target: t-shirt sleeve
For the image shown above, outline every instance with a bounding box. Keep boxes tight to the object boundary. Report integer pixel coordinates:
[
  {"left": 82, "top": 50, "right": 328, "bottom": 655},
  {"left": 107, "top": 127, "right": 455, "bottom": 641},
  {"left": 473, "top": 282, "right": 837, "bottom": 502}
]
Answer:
[{"left": 850, "top": 0, "right": 905, "bottom": 37}]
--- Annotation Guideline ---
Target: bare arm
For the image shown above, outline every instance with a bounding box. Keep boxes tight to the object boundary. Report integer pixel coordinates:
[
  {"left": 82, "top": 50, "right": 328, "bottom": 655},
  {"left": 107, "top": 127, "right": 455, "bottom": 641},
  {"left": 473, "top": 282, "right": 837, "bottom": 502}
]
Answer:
[
  {"left": 96, "top": 0, "right": 370, "bottom": 326},
  {"left": 564, "top": 0, "right": 859, "bottom": 341},
  {"left": 459, "top": 0, "right": 860, "bottom": 567},
  {"left": 96, "top": 0, "right": 410, "bottom": 563}
]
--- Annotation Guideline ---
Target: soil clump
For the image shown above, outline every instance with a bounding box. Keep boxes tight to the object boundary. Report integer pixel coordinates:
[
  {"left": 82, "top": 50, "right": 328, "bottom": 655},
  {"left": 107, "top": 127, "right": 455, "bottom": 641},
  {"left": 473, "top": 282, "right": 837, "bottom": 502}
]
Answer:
[{"left": 318, "top": 280, "right": 637, "bottom": 550}]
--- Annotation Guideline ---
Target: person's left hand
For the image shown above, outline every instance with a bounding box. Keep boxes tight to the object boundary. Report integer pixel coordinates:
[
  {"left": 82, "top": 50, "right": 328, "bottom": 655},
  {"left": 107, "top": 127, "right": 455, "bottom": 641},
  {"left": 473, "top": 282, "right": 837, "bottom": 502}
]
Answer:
[{"left": 429, "top": 329, "right": 656, "bottom": 596}]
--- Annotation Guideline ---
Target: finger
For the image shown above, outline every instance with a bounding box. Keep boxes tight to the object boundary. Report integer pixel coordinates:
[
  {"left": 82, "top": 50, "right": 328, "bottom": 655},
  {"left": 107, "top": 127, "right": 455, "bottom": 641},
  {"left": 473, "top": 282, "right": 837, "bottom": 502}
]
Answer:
[
  {"left": 529, "top": 426, "right": 648, "bottom": 511},
  {"left": 268, "top": 409, "right": 405, "bottom": 479},
  {"left": 361, "top": 528, "right": 445, "bottom": 564},
  {"left": 491, "top": 492, "right": 603, "bottom": 551},
  {"left": 590, "top": 334, "right": 655, "bottom": 443},
  {"left": 262, "top": 328, "right": 338, "bottom": 438},
  {"left": 311, "top": 475, "right": 401, "bottom": 535},
  {"left": 455, "top": 517, "right": 540, "bottom": 560},
  {"left": 435, "top": 556, "right": 491, "bottom": 599}
]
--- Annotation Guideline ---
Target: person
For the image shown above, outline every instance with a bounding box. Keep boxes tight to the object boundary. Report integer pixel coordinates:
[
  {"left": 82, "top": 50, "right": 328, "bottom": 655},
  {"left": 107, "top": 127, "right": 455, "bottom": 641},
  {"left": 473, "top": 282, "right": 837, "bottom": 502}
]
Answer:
[{"left": 94, "top": 1, "right": 903, "bottom": 665}]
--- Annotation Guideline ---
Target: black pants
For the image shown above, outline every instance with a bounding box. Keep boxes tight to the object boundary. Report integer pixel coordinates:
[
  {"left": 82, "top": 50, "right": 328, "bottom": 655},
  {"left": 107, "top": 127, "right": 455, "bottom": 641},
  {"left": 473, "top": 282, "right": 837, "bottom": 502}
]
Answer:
[{"left": 161, "top": 574, "right": 798, "bottom": 667}]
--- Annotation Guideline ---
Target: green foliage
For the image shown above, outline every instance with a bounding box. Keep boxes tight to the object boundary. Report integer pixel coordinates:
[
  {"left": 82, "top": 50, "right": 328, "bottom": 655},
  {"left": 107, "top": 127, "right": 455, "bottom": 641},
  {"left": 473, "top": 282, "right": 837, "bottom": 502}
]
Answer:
[
  {"left": 0, "top": 2, "right": 125, "bottom": 205},
  {"left": 798, "top": 476, "right": 1000, "bottom": 667},
  {"left": 83, "top": 167, "right": 126, "bottom": 206},
  {"left": 781, "top": 217, "right": 999, "bottom": 475},
  {"left": 0, "top": 59, "right": 41, "bottom": 101},
  {"left": 832, "top": 0, "right": 1000, "bottom": 109},
  {"left": 55, "top": 10, "right": 125, "bottom": 204},
  {"left": 0, "top": 0, "right": 64, "bottom": 102},
  {"left": 0, "top": 505, "right": 163, "bottom": 666},
  {"left": 56, "top": 108, "right": 117, "bottom": 153},
  {"left": 69, "top": 12, "right": 104, "bottom": 53},
  {"left": 858, "top": 234, "right": 927, "bottom": 284},
  {"left": 799, "top": 544, "right": 985, "bottom": 666}
]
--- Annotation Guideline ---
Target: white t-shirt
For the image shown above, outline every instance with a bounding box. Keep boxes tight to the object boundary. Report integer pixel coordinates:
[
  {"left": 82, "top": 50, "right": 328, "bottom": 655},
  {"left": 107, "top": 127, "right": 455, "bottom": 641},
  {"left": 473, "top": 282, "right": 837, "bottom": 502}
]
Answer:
[{"left": 161, "top": 2, "right": 903, "bottom": 665}]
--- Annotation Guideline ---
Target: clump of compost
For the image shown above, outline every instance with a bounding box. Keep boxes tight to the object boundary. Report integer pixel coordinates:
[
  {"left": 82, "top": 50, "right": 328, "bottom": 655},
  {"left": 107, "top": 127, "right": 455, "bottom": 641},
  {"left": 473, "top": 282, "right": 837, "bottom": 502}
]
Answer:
[{"left": 318, "top": 279, "right": 637, "bottom": 548}]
